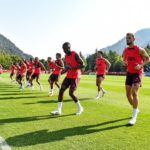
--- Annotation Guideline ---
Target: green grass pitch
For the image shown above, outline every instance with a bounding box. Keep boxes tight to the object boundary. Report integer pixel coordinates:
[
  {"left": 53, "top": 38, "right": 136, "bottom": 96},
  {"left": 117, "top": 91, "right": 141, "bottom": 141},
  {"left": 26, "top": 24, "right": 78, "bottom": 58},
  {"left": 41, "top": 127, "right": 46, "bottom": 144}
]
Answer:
[{"left": 0, "top": 73, "right": 150, "bottom": 150}]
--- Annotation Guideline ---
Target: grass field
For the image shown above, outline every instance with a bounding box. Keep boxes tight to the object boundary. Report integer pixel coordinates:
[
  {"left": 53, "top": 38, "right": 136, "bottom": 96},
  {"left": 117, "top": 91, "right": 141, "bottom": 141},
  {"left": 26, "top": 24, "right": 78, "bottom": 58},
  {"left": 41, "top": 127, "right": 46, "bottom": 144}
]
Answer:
[{"left": 0, "top": 73, "right": 150, "bottom": 150}]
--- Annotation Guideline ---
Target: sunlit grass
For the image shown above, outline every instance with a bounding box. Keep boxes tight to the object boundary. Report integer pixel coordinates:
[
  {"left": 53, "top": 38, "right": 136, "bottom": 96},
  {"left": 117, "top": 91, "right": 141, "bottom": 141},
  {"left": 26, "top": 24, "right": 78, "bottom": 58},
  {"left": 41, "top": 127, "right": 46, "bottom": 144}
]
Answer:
[{"left": 0, "top": 73, "right": 150, "bottom": 150}]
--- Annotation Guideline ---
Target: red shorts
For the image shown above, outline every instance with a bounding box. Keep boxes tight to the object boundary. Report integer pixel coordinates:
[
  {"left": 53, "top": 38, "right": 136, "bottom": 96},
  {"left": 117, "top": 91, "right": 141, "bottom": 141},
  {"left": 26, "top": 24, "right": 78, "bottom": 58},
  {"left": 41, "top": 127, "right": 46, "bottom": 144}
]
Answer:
[
  {"left": 10, "top": 72, "right": 15, "bottom": 76},
  {"left": 31, "top": 73, "right": 40, "bottom": 79},
  {"left": 125, "top": 72, "right": 142, "bottom": 86},
  {"left": 96, "top": 74, "right": 105, "bottom": 79},
  {"left": 16, "top": 74, "right": 24, "bottom": 80},
  {"left": 49, "top": 74, "right": 59, "bottom": 82},
  {"left": 61, "top": 77, "right": 80, "bottom": 90},
  {"left": 26, "top": 71, "right": 32, "bottom": 77}
]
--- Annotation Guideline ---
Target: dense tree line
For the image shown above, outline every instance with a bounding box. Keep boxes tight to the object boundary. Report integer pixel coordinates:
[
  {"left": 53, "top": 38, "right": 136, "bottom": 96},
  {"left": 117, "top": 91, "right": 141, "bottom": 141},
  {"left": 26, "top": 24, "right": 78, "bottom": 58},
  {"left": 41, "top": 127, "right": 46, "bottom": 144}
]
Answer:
[
  {"left": 85, "top": 50, "right": 125, "bottom": 72},
  {"left": 144, "top": 45, "right": 150, "bottom": 72},
  {"left": 1, "top": 46, "right": 150, "bottom": 72},
  {"left": 0, "top": 49, "right": 22, "bottom": 69},
  {"left": 85, "top": 45, "right": 150, "bottom": 72}
]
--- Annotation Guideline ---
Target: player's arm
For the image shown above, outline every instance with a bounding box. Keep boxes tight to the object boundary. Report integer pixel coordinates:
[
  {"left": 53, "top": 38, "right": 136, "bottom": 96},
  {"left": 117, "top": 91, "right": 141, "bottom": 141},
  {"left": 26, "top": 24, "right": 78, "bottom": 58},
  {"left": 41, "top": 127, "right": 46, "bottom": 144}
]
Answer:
[
  {"left": 61, "top": 54, "right": 85, "bottom": 74},
  {"left": 48, "top": 62, "right": 53, "bottom": 73},
  {"left": 29, "top": 66, "right": 35, "bottom": 79},
  {"left": 40, "top": 62, "right": 47, "bottom": 73},
  {"left": 23, "top": 62, "right": 27, "bottom": 72},
  {"left": 48, "top": 68, "right": 53, "bottom": 74},
  {"left": 135, "top": 48, "right": 150, "bottom": 70},
  {"left": 61, "top": 61, "right": 67, "bottom": 74},
  {"left": 122, "top": 50, "right": 127, "bottom": 66},
  {"left": 62, "top": 53, "right": 85, "bottom": 72},
  {"left": 105, "top": 59, "right": 111, "bottom": 72},
  {"left": 70, "top": 53, "right": 85, "bottom": 69},
  {"left": 48, "top": 65, "right": 53, "bottom": 73},
  {"left": 55, "top": 60, "right": 64, "bottom": 69},
  {"left": 140, "top": 48, "right": 150, "bottom": 66}
]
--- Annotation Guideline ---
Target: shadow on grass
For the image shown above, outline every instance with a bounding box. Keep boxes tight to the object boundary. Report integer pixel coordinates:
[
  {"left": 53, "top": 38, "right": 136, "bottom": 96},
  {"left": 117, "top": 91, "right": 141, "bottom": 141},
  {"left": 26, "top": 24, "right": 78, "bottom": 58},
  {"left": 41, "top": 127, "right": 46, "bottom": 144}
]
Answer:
[
  {"left": 0, "top": 86, "right": 15, "bottom": 89},
  {"left": 23, "top": 98, "right": 93, "bottom": 105},
  {"left": 0, "top": 113, "right": 75, "bottom": 124},
  {"left": 0, "top": 92, "right": 36, "bottom": 96},
  {"left": 0, "top": 95, "right": 49, "bottom": 100},
  {"left": 6, "top": 117, "right": 131, "bottom": 147},
  {"left": 0, "top": 88, "right": 19, "bottom": 93}
]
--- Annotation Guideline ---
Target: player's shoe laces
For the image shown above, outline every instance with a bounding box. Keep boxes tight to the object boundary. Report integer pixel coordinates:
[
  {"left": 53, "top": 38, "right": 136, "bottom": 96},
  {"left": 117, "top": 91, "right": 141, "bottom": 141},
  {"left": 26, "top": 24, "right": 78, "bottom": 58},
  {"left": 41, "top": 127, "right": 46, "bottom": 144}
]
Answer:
[
  {"left": 51, "top": 110, "right": 61, "bottom": 115},
  {"left": 76, "top": 107, "right": 84, "bottom": 115}
]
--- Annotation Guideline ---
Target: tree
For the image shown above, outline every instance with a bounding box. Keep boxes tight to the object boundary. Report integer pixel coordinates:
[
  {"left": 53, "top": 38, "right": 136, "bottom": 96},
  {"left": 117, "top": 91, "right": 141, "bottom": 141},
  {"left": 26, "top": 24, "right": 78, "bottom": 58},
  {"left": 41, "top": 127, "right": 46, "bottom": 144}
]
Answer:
[
  {"left": 0, "top": 50, "right": 22, "bottom": 69},
  {"left": 79, "top": 51, "right": 87, "bottom": 66},
  {"left": 107, "top": 50, "right": 121, "bottom": 72},
  {"left": 40, "top": 59, "right": 49, "bottom": 70},
  {"left": 144, "top": 45, "right": 150, "bottom": 72}
]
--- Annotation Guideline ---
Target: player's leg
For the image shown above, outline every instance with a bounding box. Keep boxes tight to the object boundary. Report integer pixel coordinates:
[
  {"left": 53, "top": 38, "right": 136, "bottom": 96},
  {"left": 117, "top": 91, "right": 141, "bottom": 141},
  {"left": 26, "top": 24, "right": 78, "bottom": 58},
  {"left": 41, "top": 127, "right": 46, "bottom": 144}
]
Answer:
[
  {"left": 48, "top": 77, "right": 50, "bottom": 85},
  {"left": 16, "top": 73, "right": 20, "bottom": 84},
  {"left": 69, "top": 88, "right": 83, "bottom": 115},
  {"left": 128, "top": 83, "right": 140, "bottom": 125},
  {"left": 48, "top": 77, "right": 51, "bottom": 94},
  {"left": 51, "top": 78, "right": 69, "bottom": 115},
  {"left": 125, "top": 85, "right": 133, "bottom": 106},
  {"left": 30, "top": 78, "right": 33, "bottom": 87},
  {"left": 19, "top": 76, "right": 24, "bottom": 90},
  {"left": 10, "top": 73, "right": 14, "bottom": 82},
  {"left": 26, "top": 72, "right": 30, "bottom": 86},
  {"left": 69, "top": 89, "right": 78, "bottom": 102},
  {"left": 128, "top": 73, "right": 142, "bottom": 125},
  {"left": 48, "top": 74, "right": 54, "bottom": 95},
  {"left": 30, "top": 74, "right": 35, "bottom": 90},
  {"left": 69, "top": 78, "right": 83, "bottom": 115},
  {"left": 17, "top": 75, "right": 23, "bottom": 90},
  {"left": 18, "top": 78, "right": 21, "bottom": 86},
  {"left": 26, "top": 72, "right": 28, "bottom": 84},
  {"left": 16, "top": 74, "right": 18, "bottom": 83},
  {"left": 35, "top": 74, "right": 43, "bottom": 91},
  {"left": 28, "top": 72, "right": 31, "bottom": 86},
  {"left": 125, "top": 72, "right": 134, "bottom": 105},
  {"left": 55, "top": 76, "right": 60, "bottom": 89},
  {"left": 16, "top": 74, "right": 20, "bottom": 85},
  {"left": 100, "top": 77, "right": 106, "bottom": 97},
  {"left": 12, "top": 73, "right": 15, "bottom": 81},
  {"left": 96, "top": 76, "right": 105, "bottom": 99},
  {"left": 10, "top": 73, "right": 12, "bottom": 80},
  {"left": 132, "top": 83, "right": 140, "bottom": 108},
  {"left": 49, "top": 80, "right": 54, "bottom": 95},
  {"left": 96, "top": 76, "right": 100, "bottom": 98},
  {"left": 36, "top": 75, "right": 40, "bottom": 85}
]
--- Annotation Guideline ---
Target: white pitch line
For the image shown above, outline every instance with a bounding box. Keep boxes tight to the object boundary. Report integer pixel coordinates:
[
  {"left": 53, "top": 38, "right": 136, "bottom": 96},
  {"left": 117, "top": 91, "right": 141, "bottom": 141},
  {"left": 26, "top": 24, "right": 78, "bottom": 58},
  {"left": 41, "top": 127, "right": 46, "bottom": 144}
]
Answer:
[{"left": 0, "top": 136, "right": 11, "bottom": 150}]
